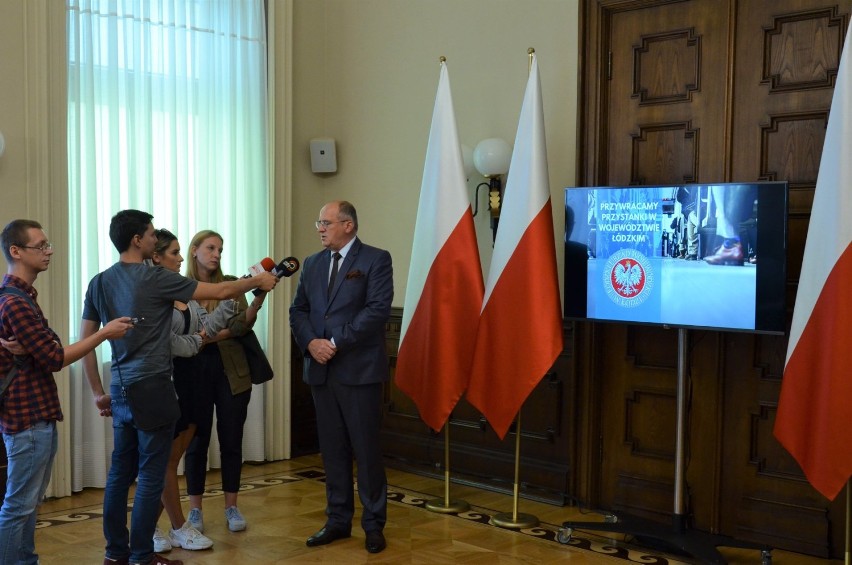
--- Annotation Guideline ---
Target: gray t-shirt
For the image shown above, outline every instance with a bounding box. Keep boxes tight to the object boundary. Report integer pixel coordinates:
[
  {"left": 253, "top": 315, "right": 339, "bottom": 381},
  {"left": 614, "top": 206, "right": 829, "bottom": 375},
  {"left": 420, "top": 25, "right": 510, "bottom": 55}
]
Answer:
[{"left": 82, "top": 262, "right": 198, "bottom": 387}]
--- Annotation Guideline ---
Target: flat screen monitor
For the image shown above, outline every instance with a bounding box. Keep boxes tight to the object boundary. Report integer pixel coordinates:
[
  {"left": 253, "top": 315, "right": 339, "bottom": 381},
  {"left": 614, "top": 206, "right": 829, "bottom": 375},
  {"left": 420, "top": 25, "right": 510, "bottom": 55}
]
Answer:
[{"left": 564, "top": 182, "right": 788, "bottom": 334}]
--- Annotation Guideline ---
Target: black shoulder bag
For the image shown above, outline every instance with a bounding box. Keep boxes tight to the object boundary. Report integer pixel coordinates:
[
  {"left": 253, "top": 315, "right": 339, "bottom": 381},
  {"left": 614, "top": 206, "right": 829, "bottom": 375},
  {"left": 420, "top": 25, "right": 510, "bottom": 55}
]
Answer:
[{"left": 0, "top": 286, "right": 36, "bottom": 406}]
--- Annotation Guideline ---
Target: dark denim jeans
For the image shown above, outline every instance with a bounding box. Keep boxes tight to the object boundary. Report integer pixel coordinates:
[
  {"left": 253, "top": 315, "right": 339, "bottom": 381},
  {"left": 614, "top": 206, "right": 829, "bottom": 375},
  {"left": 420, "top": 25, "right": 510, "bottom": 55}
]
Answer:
[{"left": 103, "top": 395, "right": 173, "bottom": 564}]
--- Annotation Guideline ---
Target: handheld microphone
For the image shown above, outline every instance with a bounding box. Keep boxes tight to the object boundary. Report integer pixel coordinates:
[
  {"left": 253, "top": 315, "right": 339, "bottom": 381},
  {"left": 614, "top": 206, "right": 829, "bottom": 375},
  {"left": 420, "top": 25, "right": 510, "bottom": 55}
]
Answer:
[
  {"left": 244, "top": 257, "right": 276, "bottom": 278},
  {"left": 252, "top": 257, "right": 300, "bottom": 295},
  {"left": 272, "top": 257, "right": 300, "bottom": 278}
]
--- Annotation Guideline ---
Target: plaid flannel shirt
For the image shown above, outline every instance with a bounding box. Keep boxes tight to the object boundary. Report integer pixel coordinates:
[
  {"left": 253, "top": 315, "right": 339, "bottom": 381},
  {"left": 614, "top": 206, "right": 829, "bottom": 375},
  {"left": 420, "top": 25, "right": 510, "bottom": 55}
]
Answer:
[{"left": 0, "top": 274, "right": 64, "bottom": 434}]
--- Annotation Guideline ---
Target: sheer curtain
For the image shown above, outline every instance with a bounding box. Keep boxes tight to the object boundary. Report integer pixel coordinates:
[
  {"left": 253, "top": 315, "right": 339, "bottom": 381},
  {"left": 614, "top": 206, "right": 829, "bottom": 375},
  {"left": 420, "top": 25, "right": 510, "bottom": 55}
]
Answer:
[{"left": 66, "top": 0, "right": 270, "bottom": 490}]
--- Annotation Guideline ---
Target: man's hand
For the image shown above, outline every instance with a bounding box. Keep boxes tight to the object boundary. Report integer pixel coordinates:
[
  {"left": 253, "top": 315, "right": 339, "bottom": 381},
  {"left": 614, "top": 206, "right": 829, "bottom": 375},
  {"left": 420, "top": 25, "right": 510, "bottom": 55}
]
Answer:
[
  {"left": 308, "top": 338, "right": 337, "bottom": 365},
  {"left": 94, "top": 393, "right": 113, "bottom": 417},
  {"left": 0, "top": 337, "right": 26, "bottom": 356}
]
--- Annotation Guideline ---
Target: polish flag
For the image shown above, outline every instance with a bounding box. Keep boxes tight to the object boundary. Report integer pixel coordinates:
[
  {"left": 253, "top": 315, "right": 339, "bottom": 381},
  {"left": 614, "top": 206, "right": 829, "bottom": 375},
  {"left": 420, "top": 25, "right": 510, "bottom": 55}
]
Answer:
[
  {"left": 467, "top": 54, "right": 563, "bottom": 440},
  {"left": 396, "top": 60, "right": 484, "bottom": 432},
  {"left": 774, "top": 20, "right": 852, "bottom": 501}
]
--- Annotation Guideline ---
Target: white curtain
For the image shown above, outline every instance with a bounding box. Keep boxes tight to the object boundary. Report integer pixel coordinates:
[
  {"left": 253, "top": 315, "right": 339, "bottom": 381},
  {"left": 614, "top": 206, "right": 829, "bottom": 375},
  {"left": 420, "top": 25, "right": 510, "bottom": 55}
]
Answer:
[{"left": 66, "top": 0, "right": 270, "bottom": 490}]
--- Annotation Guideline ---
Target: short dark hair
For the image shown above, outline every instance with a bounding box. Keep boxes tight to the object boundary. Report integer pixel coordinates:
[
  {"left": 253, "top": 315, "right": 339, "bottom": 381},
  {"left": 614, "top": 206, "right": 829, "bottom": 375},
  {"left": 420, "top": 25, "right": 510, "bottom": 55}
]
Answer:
[
  {"left": 109, "top": 209, "right": 154, "bottom": 253},
  {"left": 337, "top": 201, "right": 359, "bottom": 231},
  {"left": 1, "top": 219, "right": 43, "bottom": 263}
]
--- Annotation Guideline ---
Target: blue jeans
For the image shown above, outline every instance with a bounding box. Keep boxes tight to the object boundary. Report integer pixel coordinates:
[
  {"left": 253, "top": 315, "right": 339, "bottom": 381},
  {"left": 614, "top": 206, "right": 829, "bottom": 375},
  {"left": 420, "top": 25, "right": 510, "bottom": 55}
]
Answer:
[
  {"left": 103, "top": 396, "right": 173, "bottom": 564},
  {"left": 0, "top": 420, "right": 58, "bottom": 565}
]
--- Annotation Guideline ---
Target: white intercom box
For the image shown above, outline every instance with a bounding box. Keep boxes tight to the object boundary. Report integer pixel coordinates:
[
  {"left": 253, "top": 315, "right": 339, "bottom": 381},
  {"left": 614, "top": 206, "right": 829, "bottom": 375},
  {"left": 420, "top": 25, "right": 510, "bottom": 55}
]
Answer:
[{"left": 310, "top": 138, "right": 337, "bottom": 173}]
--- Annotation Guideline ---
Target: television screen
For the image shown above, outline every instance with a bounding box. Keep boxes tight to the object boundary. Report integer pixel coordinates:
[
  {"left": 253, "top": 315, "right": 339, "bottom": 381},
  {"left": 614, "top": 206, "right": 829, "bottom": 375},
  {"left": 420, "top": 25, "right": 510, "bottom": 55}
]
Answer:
[{"left": 564, "top": 182, "right": 788, "bottom": 334}]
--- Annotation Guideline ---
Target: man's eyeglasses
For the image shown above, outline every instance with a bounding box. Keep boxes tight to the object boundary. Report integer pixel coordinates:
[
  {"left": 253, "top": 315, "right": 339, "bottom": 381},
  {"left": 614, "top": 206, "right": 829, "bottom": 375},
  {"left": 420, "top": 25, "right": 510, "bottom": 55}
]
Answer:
[
  {"left": 315, "top": 220, "right": 348, "bottom": 229},
  {"left": 16, "top": 242, "right": 53, "bottom": 252}
]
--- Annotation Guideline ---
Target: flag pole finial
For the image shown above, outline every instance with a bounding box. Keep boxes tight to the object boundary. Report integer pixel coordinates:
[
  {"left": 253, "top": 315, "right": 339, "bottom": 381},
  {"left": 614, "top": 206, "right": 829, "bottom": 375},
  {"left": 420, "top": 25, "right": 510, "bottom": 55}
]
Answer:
[
  {"left": 527, "top": 48, "right": 535, "bottom": 72},
  {"left": 439, "top": 56, "right": 446, "bottom": 64}
]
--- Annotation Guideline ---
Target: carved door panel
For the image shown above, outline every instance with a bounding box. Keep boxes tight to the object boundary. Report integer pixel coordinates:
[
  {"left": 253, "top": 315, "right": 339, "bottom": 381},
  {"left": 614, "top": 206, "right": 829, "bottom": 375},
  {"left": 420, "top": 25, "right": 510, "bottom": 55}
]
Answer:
[
  {"left": 721, "top": 2, "right": 848, "bottom": 557},
  {"left": 605, "top": 1, "right": 729, "bottom": 186}
]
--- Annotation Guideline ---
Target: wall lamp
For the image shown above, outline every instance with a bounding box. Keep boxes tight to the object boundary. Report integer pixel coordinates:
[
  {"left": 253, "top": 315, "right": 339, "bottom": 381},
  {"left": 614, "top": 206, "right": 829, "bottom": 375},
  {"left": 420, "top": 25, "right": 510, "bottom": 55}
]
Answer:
[{"left": 471, "top": 138, "right": 511, "bottom": 242}]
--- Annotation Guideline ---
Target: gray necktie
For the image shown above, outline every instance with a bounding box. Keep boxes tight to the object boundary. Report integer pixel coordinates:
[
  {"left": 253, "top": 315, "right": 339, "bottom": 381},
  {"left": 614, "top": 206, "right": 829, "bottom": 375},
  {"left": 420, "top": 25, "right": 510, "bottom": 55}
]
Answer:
[{"left": 327, "top": 252, "right": 341, "bottom": 298}]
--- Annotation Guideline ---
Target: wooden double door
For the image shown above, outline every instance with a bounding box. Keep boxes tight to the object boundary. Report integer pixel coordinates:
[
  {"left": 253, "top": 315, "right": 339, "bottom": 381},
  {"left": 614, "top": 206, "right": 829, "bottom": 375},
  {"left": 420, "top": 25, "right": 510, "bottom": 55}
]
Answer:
[{"left": 579, "top": 0, "right": 849, "bottom": 557}]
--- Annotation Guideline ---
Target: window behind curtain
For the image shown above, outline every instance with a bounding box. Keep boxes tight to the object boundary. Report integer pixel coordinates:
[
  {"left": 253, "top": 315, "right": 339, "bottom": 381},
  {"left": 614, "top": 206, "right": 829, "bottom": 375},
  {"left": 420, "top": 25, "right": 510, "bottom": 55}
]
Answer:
[{"left": 67, "top": 0, "right": 270, "bottom": 325}]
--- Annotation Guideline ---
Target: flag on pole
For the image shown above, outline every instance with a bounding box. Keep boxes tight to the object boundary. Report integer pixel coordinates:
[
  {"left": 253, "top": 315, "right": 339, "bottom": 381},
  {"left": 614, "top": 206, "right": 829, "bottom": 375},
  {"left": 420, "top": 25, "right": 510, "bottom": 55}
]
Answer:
[
  {"left": 466, "top": 54, "right": 563, "bottom": 440},
  {"left": 774, "top": 20, "right": 852, "bottom": 501},
  {"left": 396, "top": 60, "right": 485, "bottom": 433}
]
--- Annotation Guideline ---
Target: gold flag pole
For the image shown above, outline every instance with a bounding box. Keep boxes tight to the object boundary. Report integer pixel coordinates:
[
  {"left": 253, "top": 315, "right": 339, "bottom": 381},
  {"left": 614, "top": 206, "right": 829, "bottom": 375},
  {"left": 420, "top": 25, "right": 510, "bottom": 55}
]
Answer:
[
  {"left": 425, "top": 419, "right": 470, "bottom": 514},
  {"left": 490, "top": 409, "right": 540, "bottom": 529},
  {"left": 490, "top": 47, "right": 540, "bottom": 531},
  {"left": 846, "top": 479, "right": 850, "bottom": 565}
]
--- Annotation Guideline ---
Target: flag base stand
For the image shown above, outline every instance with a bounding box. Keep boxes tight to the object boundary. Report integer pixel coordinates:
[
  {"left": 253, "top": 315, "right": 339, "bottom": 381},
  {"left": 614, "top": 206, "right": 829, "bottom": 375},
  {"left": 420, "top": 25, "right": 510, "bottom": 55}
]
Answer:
[
  {"left": 557, "top": 512, "right": 772, "bottom": 564},
  {"left": 424, "top": 423, "right": 470, "bottom": 515},
  {"left": 556, "top": 329, "right": 773, "bottom": 564},
  {"left": 425, "top": 499, "right": 470, "bottom": 514},
  {"left": 489, "top": 410, "right": 540, "bottom": 531},
  {"left": 490, "top": 512, "right": 539, "bottom": 530}
]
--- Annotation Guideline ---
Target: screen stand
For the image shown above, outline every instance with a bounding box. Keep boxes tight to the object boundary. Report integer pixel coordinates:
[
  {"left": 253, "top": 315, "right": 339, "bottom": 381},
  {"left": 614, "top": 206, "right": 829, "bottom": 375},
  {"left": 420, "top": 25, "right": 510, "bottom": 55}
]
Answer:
[{"left": 557, "top": 328, "right": 773, "bottom": 564}]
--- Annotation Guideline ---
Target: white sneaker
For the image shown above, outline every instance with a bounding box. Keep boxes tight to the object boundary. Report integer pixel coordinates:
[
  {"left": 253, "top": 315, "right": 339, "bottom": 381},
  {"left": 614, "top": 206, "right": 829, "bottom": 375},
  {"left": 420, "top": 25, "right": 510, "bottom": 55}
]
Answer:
[
  {"left": 187, "top": 507, "right": 204, "bottom": 533},
  {"left": 169, "top": 521, "right": 214, "bottom": 550},
  {"left": 152, "top": 527, "right": 172, "bottom": 553},
  {"left": 225, "top": 506, "right": 247, "bottom": 532}
]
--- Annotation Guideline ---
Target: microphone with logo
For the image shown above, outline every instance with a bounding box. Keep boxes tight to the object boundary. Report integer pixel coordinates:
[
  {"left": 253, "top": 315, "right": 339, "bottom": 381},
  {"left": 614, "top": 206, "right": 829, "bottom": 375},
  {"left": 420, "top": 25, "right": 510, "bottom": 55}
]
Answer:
[
  {"left": 273, "top": 257, "right": 300, "bottom": 278},
  {"left": 252, "top": 256, "right": 300, "bottom": 295}
]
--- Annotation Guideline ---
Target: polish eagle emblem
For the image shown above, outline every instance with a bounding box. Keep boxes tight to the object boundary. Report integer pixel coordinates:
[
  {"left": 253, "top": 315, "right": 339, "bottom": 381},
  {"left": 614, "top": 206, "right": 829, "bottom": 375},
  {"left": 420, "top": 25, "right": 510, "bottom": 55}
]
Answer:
[{"left": 612, "top": 259, "right": 644, "bottom": 297}]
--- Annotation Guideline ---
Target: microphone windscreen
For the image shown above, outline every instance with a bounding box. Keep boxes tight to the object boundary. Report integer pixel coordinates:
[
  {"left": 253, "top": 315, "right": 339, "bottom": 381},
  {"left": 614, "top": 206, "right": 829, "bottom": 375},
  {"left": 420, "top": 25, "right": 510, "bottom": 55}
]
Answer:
[
  {"left": 274, "top": 257, "right": 300, "bottom": 277},
  {"left": 246, "top": 257, "right": 275, "bottom": 277}
]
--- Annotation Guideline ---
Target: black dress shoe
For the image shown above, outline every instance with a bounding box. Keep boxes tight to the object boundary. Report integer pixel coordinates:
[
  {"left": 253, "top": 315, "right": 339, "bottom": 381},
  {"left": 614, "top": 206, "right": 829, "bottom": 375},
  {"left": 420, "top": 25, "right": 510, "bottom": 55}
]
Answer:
[
  {"left": 306, "top": 526, "right": 351, "bottom": 547},
  {"left": 365, "top": 530, "right": 386, "bottom": 553}
]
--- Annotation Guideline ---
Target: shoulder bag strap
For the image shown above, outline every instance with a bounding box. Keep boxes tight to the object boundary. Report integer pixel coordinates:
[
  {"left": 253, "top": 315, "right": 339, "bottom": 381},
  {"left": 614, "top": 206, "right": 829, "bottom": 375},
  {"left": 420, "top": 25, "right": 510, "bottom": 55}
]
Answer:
[{"left": 0, "top": 286, "right": 36, "bottom": 397}]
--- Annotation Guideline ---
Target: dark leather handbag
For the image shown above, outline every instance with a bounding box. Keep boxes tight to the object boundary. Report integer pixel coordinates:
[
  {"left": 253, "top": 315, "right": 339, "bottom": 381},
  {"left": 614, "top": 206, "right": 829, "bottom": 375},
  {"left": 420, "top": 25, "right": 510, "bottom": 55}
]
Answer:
[
  {"left": 238, "top": 330, "right": 274, "bottom": 384},
  {"left": 122, "top": 374, "right": 180, "bottom": 431}
]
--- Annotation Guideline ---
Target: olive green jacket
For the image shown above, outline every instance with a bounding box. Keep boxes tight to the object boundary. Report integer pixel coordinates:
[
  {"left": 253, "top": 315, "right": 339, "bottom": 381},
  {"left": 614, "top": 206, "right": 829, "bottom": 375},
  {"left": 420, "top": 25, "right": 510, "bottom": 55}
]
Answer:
[{"left": 217, "top": 276, "right": 254, "bottom": 395}]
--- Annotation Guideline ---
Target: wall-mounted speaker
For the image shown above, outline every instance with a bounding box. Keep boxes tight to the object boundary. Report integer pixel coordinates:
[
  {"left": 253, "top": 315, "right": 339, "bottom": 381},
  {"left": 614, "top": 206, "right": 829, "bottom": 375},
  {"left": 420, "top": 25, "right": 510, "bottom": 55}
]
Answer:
[{"left": 310, "top": 137, "right": 337, "bottom": 173}]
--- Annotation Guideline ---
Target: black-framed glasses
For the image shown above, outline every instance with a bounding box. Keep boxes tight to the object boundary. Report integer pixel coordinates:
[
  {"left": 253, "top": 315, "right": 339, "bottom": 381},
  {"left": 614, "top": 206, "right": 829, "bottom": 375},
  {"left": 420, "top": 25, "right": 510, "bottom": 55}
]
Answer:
[
  {"left": 315, "top": 220, "right": 348, "bottom": 229},
  {"left": 16, "top": 242, "right": 53, "bottom": 252}
]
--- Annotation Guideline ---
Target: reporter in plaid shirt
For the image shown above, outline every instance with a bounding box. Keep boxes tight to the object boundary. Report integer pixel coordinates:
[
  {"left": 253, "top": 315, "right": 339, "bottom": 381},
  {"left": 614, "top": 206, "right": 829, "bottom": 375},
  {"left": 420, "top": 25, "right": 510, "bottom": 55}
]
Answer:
[{"left": 0, "top": 219, "right": 133, "bottom": 565}]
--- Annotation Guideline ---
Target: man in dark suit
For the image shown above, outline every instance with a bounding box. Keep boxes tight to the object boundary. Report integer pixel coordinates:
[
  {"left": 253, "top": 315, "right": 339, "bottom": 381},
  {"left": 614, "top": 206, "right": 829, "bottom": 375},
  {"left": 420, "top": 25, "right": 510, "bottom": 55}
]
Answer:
[{"left": 289, "top": 200, "right": 393, "bottom": 554}]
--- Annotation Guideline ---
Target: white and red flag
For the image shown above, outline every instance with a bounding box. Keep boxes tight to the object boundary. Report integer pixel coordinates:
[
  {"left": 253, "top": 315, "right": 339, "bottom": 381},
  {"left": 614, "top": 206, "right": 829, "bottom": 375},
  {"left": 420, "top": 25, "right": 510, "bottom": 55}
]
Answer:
[
  {"left": 774, "top": 20, "right": 852, "bottom": 501},
  {"left": 396, "top": 60, "right": 484, "bottom": 432},
  {"left": 467, "top": 54, "right": 563, "bottom": 440}
]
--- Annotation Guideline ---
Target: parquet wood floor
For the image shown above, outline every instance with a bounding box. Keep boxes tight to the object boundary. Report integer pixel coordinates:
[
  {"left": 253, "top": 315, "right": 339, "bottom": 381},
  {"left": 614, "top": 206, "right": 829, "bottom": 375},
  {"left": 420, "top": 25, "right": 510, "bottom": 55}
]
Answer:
[{"left": 31, "top": 454, "right": 841, "bottom": 564}]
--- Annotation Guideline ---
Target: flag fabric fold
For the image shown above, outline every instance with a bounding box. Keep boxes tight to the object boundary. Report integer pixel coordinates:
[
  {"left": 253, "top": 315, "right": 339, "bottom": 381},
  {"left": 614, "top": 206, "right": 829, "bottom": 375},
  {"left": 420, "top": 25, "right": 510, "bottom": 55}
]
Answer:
[
  {"left": 466, "top": 54, "right": 563, "bottom": 440},
  {"left": 395, "top": 61, "right": 484, "bottom": 433},
  {"left": 774, "top": 20, "right": 852, "bottom": 501}
]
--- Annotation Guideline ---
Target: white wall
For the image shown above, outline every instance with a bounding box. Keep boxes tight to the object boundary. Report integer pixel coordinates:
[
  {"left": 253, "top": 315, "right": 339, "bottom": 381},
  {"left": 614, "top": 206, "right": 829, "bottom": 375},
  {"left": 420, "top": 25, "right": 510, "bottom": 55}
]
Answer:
[
  {"left": 287, "top": 0, "right": 579, "bottom": 305},
  {"left": 0, "top": 0, "right": 32, "bottom": 263}
]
